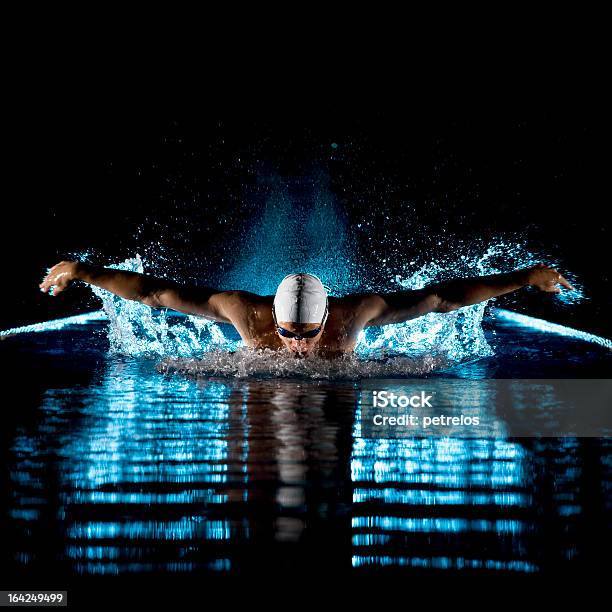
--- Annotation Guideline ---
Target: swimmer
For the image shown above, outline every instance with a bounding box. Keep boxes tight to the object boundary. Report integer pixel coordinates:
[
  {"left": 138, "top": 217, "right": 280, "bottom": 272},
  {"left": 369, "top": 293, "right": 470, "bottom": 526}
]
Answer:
[{"left": 39, "top": 262, "right": 573, "bottom": 358}]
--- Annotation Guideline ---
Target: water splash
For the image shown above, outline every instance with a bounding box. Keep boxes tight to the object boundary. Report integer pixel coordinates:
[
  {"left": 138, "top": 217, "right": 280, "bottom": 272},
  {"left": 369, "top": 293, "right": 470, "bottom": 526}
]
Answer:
[
  {"left": 82, "top": 242, "right": 538, "bottom": 378},
  {"left": 355, "top": 242, "right": 536, "bottom": 362},
  {"left": 223, "top": 173, "right": 360, "bottom": 295},
  {"left": 89, "top": 256, "right": 242, "bottom": 358},
  {"left": 160, "top": 348, "right": 446, "bottom": 381},
  {"left": 73, "top": 170, "right": 584, "bottom": 376}
]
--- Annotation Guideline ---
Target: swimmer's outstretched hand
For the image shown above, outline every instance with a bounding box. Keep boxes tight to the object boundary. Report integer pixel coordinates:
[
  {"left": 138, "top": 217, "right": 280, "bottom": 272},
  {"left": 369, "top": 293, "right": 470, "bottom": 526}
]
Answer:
[
  {"left": 39, "top": 261, "right": 80, "bottom": 296},
  {"left": 524, "top": 264, "right": 574, "bottom": 293}
]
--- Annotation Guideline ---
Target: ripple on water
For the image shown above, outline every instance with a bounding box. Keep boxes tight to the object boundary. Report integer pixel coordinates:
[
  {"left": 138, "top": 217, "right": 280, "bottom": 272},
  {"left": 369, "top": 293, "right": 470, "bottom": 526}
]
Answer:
[{"left": 159, "top": 348, "right": 449, "bottom": 380}]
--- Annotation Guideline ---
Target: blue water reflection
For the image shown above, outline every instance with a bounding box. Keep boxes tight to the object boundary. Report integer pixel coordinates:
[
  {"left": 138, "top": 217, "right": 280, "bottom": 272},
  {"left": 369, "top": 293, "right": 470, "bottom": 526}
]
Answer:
[{"left": 3, "top": 326, "right": 611, "bottom": 579}]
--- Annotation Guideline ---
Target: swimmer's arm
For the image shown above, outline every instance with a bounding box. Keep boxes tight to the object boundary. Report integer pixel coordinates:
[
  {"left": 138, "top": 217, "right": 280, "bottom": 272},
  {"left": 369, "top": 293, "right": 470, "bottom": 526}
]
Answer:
[
  {"left": 361, "top": 265, "right": 573, "bottom": 326},
  {"left": 40, "top": 261, "right": 253, "bottom": 323}
]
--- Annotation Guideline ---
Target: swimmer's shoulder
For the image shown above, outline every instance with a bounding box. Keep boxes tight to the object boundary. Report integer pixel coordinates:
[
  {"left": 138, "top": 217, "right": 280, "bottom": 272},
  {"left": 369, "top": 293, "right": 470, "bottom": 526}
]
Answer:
[
  {"left": 216, "top": 291, "right": 272, "bottom": 310},
  {"left": 325, "top": 295, "right": 384, "bottom": 347},
  {"left": 237, "top": 293, "right": 275, "bottom": 328},
  {"left": 212, "top": 291, "right": 273, "bottom": 329},
  {"left": 248, "top": 294, "right": 274, "bottom": 314},
  {"left": 329, "top": 293, "right": 381, "bottom": 322},
  {"left": 220, "top": 292, "right": 277, "bottom": 342}
]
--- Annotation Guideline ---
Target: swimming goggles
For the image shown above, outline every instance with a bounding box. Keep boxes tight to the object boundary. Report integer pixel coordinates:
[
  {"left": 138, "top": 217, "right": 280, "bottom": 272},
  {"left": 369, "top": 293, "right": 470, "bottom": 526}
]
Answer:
[{"left": 272, "top": 303, "right": 329, "bottom": 340}]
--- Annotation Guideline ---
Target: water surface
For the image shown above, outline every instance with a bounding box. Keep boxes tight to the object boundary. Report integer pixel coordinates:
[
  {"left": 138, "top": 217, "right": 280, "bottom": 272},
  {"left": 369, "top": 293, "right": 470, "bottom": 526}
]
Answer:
[{"left": 1, "top": 314, "right": 610, "bottom": 585}]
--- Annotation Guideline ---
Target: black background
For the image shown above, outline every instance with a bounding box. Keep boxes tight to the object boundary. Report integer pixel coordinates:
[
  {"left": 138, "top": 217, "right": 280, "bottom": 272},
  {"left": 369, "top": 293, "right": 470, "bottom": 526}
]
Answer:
[{"left": 4, "top": 108, "right": 609, "bottom": 336}]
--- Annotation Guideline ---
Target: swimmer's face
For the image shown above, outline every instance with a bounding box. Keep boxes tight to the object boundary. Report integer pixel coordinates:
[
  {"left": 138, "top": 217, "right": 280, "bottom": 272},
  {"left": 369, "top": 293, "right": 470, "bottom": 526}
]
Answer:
[{"left": 276, "top": 321, "right": 325, "bottom": 357}]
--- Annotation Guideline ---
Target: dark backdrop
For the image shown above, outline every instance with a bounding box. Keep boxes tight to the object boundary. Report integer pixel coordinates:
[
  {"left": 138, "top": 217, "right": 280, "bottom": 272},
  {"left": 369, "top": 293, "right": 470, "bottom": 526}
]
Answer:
[{"left": 3, "top": 110, "right": 609, "bottom": 336}]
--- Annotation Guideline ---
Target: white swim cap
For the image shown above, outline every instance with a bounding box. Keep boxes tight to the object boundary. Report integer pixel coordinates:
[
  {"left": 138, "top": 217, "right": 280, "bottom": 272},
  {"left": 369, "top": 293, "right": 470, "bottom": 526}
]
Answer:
[{"left": 273, "top": 273, "right": 328, "bottom": 323}]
